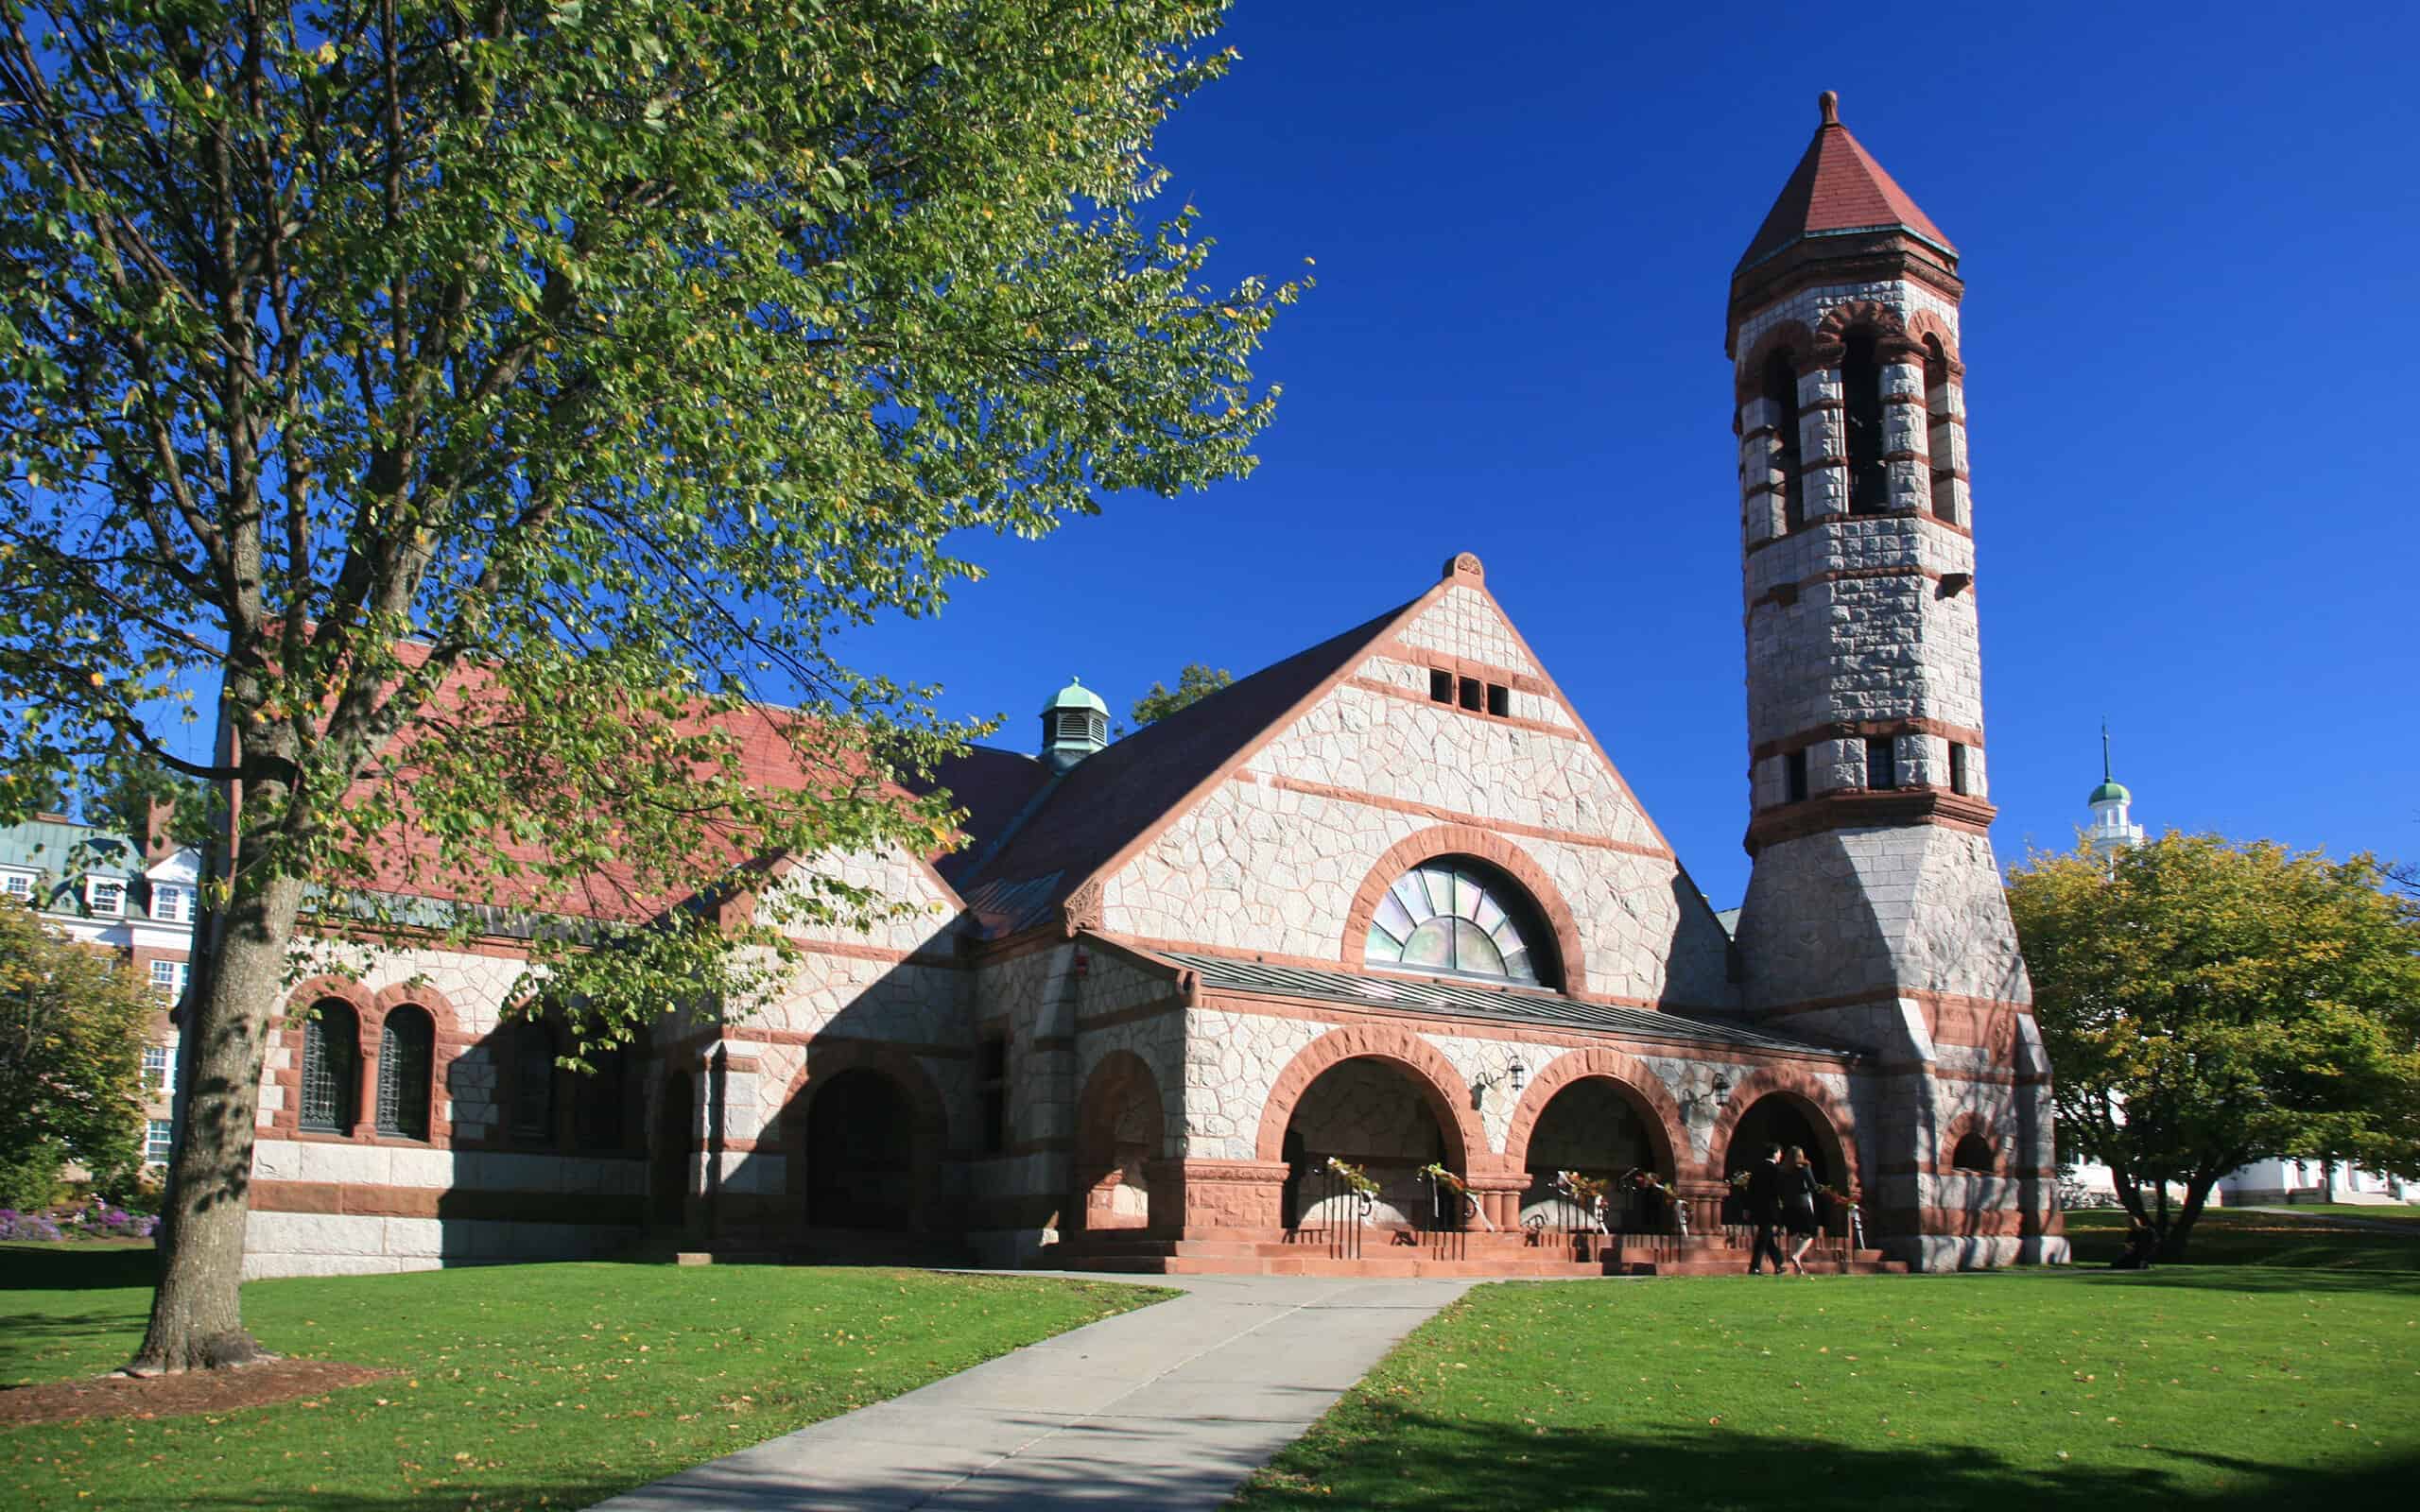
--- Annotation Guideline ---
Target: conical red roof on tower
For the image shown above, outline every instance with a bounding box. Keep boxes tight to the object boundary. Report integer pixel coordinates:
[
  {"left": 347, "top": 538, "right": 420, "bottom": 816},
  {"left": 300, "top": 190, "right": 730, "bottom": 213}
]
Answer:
[{"left": 1737, "top": 91, "right": 1955, "bottom": 270}]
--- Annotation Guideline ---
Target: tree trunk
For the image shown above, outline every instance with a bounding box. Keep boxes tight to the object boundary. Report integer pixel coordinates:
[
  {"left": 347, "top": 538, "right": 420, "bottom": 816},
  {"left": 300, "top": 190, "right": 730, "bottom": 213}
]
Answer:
[
  {"left": 2157, "top": 1170, "right": 2224, "bottom": 1263},
  {"left": 126, "top": 871, "right": 304, "bottom": 1374}
]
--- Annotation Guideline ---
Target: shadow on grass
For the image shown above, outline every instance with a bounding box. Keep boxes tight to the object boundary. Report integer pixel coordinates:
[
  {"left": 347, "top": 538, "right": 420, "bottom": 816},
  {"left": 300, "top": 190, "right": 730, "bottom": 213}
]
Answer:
[
  {"left": 1236, "top": 1414, "right": 2420, "bottom": 1512},
  {"left": 2049, "top": 1264, "right": 2420, "bottom": 1297},
  {"left": 0, "top": 1245, "right": 158, "bottom": 1292}
]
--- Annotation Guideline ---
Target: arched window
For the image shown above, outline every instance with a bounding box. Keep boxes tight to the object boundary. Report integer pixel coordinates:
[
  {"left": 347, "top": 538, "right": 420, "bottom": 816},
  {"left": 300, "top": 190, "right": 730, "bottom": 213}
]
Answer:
[
  {"left": 376, "top": 1006, "right": 435, "bottom": 1141},
  {"left": 1924, "top": 335, "right": 1955, "bottom": 522},
  {"left": 510, "top": 1019, "right": 558, "bottom": 1145},
  {"left": 300, "top": 1001, "right": 360, "bottom": 1134},
  {"left": 574, "top": 1043, "right": 631, "bottom": 1152},
  {"left": 1761, "top": 349, "right": 1803, "bottom": 532},
  {"left": 1364, "top": 859, "right": 1556, "bottom": 988},
  {"left": 1842, "top": 327, "right": 1888, "bottom": 515},
  {"left": 1951, "top": 1132, "right": 1996, "bottom": 1173}
]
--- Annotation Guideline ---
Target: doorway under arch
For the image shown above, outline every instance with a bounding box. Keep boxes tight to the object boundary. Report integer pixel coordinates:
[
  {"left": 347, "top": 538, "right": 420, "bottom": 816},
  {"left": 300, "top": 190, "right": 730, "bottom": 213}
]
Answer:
[
  {"left": 1071, "top": 1053, "right": 1166, "bottom": 1233},
  {"left": 1280, "top": 1057, "right": 1457, "bottom": 1230},
  {"left": 804, "top": 1068, "right": 916, "bottom": 1231},
  {"left": 1517, "top": 1076, "right": 1671, "bottom": 1233},
  {"left": 1720, "top": 1093, "right": 1839, "bottom": 1222},
  {"left": 651, "top": 1069, "right": 695, "bottom": 1228}
]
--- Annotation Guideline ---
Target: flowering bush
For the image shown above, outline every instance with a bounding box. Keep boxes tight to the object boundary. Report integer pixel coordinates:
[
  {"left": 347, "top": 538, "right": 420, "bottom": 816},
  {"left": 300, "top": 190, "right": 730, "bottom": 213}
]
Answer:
[
  {"left": 0, "top": 1203, "right": 156, "bottom": 1242},
  {"left": 0, "top": 1208, "right": 64, "bottom": 1242}
]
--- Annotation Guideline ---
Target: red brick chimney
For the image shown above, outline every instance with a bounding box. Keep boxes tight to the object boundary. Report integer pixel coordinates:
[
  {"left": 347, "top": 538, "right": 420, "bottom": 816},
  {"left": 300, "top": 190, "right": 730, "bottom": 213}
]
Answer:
[{"left": 144, "top": 798, "right": 176, "bottom": 866}]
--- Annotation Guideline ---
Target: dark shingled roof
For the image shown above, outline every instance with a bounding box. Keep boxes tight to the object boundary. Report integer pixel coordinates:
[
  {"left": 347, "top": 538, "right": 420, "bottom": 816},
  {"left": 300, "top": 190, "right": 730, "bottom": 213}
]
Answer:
[
  {"left": 946, "top": 597, "right": 1421, "bottom": 933},
  {"left": 1164, "top": 951, "right": 1855, "bottom": 1059},
  {"left": 921, "top": 745, "right": 1052, "bottom": 887},
  {"left": 1737, "top": 94, "right": 1954, "bottom": 271}
]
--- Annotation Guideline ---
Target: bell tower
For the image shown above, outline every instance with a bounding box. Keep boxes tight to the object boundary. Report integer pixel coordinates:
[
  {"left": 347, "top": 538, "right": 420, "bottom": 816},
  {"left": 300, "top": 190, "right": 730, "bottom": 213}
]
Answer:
[{"left": 1726, "top": 93, "right": 2063, "bottom": 1268}]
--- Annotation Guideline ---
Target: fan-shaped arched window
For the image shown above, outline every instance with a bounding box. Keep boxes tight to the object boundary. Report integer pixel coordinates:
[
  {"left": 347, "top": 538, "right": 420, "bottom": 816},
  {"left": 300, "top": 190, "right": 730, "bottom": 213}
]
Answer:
[
  {"left": 1364, "top": 859, "right": 1555, "bottom": 987},
  {"left": 1951, "top": 1132, "right": 1996, "bottom": 1173},
  {"left": 300, "top": 1002, "right": 359, "bottom": 1134},
  {"left": 377, "top": 1006, "right": 435, "bottom": 1141}
]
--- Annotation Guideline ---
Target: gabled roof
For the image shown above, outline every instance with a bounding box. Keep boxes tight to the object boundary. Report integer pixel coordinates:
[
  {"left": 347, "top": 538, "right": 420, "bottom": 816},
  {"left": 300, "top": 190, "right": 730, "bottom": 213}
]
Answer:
[
  {"left": 947, "top": 595, "right": 1426, "bottom": 933},
  {"left": 1737, "top": 92, "right": 1954, "bottom": 272}
]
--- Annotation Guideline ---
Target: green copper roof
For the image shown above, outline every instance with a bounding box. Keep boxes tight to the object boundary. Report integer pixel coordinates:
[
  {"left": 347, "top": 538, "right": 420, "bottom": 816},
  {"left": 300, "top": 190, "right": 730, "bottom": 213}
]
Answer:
[
  {"left": 2088, "top": 779, "right": 2131, "bottom": 806},
  {"left": 1041, "top": 677, "right": 1107, "bottom": 716}
]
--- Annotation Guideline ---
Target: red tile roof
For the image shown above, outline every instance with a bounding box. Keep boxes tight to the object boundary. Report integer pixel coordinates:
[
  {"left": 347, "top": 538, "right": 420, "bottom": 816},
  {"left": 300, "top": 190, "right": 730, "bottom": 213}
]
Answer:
[{"left": 1737, "top": 92, "right": 1953, "bottom": 271}]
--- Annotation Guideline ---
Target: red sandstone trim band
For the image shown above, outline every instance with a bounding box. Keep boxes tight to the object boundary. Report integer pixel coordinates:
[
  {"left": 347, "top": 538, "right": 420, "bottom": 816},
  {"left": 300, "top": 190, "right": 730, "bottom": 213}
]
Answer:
[
  {"left": 1744, "top": 787, "right": 1996, "bottom": 854},
  {"left": 1752, "top": 715, "right": 1985, "bottom": 763},
  {"left": 1253, "top": 773, "right": 1675, "bottom": 863},
  {"left": 1344, "top": 676, "right": 1584, "bottom": 741}
]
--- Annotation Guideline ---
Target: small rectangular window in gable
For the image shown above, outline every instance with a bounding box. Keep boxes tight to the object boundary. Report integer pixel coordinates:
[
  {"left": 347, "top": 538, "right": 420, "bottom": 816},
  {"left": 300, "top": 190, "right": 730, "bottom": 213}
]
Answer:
[
  {"left": 152, "top": 885, "right": 184, "bottom": 922},
  {"left": 1458, "top": 677, "right": 1483, "bottom": 712},
  {"left": 1949, "top": 742, "right": 1971, "bottom": 796},
  {"left": 1866, "top": 736, "right": 1898, "bottom": 791},
  {"left": 88, "top": 879, "right": 124, "bottom": 917},
  {"left": 1428, "top": 669, "right": 1453, "bottom": 704},
  {"left": 1485, "top": 683, "right": 1510, "bottom": 718}
]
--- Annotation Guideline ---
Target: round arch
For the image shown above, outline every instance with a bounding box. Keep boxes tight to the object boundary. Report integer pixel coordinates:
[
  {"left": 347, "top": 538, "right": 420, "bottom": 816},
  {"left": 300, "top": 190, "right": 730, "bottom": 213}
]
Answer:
[
  {"left": 1940, "top": 1108, "right": 2002, "bottom": 1175},
  {"left": 1071, "top": 1051, "right": 1167, "bottom": 1233},
  {"left": 1341, "top": 826, "right": 1585, "bottom": 995},
  {"left": 1813, "top": 299, "right": 1919, "bottom": 367},
  {"left": 1701, "top": 1068, "right": 1860, "bottom": 1194},
  {"left": 1735, "top": 319, "right": 1818, "bottom": 404},
  {"left": 1501, "top": 1048, "right": 1686, "bottom": 1178},
  {"left": 1252, "top": 1024, "right": 1484, "bottom": 1173},
  {"left": 780, "top": 1039, "right": 952, "bottom": 1232}
]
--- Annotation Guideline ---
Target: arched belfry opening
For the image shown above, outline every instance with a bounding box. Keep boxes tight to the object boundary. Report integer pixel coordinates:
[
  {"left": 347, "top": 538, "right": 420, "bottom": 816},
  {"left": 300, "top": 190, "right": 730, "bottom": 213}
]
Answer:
[{"left": 1842, "top": 327, "right": 1888, "bottom": 514}]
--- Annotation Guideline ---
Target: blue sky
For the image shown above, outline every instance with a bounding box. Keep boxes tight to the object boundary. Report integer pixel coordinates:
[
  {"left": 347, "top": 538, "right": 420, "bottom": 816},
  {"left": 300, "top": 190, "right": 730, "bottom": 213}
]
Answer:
[{"left": 836, "top": 2, "right": 2420, "bottom": 908}]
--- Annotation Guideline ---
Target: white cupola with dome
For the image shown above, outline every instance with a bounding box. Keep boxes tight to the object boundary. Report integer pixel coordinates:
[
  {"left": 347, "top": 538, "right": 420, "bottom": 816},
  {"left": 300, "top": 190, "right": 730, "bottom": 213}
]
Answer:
[
  {"left": 2086, "top": 724, "right": 2143, "bottom": 858},
  {"left": 1040, "top": 677, "right": 1110, "bottom": 773}
]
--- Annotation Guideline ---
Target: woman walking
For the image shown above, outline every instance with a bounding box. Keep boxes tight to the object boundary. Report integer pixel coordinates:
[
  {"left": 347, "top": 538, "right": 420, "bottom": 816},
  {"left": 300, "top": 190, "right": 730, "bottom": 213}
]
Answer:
[{"left": 1782, "top": 1146, "right": 1823, "bottom": 1276}]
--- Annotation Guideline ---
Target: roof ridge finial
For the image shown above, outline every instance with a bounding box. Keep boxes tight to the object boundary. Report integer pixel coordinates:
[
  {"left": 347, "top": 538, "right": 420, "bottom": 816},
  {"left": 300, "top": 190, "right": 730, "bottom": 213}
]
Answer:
[
  {"left": 1819, "top": 90, "right": 1840, "bottom": 127},
  {"left": 2101, "top": 719, "right": 2113, "bottom": 781}
]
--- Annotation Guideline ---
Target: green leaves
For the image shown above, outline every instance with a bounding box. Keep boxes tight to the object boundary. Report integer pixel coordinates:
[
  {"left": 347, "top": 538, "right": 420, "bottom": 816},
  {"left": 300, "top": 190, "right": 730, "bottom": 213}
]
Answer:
[
  {"left": 0, "top": 898, "right": 151, "bottom": 1191},
  {"left": 2009, "top": 834, "right": 2420, "bottom": 1230}
]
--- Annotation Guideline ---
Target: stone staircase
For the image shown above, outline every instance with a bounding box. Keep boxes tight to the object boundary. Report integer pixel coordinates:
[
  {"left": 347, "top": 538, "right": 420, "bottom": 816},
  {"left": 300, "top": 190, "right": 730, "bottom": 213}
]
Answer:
[{"left": 1045, "top": 1227, "right": 1905, "bottom": 1279}]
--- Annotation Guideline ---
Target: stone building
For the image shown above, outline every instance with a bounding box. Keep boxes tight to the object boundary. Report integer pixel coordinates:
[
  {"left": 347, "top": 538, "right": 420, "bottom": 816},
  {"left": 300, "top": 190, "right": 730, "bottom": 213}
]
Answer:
[{"left": 233, "top": 94, "right": 2066, "bottom": 1279}]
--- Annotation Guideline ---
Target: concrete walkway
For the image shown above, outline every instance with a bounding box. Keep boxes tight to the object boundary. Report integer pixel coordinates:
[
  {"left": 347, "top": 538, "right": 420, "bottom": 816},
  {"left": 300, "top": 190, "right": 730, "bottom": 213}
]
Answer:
[{"left": 588, "top": 1272, "right": 1475, "bottom": 1511}]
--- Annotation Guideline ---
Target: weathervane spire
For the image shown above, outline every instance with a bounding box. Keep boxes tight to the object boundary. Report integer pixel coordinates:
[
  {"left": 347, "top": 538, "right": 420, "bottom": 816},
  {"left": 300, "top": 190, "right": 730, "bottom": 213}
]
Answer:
[{"left": 2101, "top": 720, "right": 2112, "bottom": 782}]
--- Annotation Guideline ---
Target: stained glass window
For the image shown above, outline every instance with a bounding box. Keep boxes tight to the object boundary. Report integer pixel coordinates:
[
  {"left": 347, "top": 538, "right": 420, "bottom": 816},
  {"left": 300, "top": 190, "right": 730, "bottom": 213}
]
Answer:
[
  {"left": 1364, "top": 860, "right": 1553, "bottom": 986},
  {"left": 300, "top": 1003, "right": 358, "bottom": 1133},
  {"left": 377, "top": 1007, "right": 434, "bottom": 1141}
]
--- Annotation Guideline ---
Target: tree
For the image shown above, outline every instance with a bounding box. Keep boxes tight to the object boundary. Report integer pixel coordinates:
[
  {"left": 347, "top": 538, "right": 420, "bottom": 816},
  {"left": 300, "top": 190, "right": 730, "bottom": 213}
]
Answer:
[
  {"left": 2008, "top": 834, "right": 2420, "bottom": 1258},
  {"left": 0, "top": 0, "right": 1296, "bottom": 1370},
  {"left": 80, "top": 747, "right": 216, "bottom": 852},
  {"left": 0, "top": 899, "right": 150, "bottom": 1205},
  {"left": 1129, "top": 662, "right": 1232, "bottom": 727}
]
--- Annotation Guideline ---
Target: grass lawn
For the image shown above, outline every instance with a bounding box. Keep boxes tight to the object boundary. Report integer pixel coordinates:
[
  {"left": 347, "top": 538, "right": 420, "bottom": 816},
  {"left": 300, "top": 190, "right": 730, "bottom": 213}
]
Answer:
[
  {"left": 2254, "top": 1203, "right": 2420, "bottom": 1223},
  {"left": 0, "top": 1244, "right": 1167, "bottom": 1511},
  {"left": 2064, "top": 1208, "right": 2420, "bottom": 1269},
  {"left": 1229, "top": 1267, "right": 2420, "bottom": 1510}
]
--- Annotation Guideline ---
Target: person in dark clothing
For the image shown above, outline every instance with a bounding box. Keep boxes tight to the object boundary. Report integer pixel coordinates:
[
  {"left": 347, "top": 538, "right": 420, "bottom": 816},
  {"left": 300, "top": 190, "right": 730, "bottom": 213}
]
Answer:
[
  {"left": 1744, "top": 1144, "right": 1787, "bottom": 1275},
  {"left": 2111, "top": 1219, "right": 2159, "bottom": 1271},
  {"left": 1781, "top": 1145, "right": 1823, "bottom": 1276}
]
